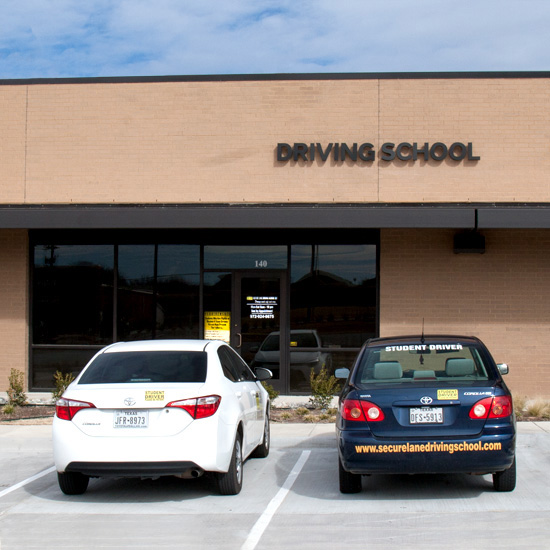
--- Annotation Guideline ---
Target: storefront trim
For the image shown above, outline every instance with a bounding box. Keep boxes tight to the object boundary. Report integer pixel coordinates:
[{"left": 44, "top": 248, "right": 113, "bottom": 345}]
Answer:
[
  {"left": 1, "top": 71, "right": 550, "bottom": 86},
  {"left": 4, "top": 204, "right": 550, "bottom": 229}
]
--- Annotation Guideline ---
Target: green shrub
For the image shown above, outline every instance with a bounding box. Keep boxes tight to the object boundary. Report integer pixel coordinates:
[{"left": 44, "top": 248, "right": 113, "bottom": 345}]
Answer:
[
  {"left": 2, "top": 403, "right": 15, "bottom": 415},
  {"left": 309, "top": 367, "right": 340, "bottom": 410},
  {"left": 7, "top": 368, "right": 27, "bottom": 407},
  {"left": 52, "top": 370, "right": 75, "bottom": 401},
  {"left": 296, "top": 407, "right": 309, "bottom": 416},
  {"left": 261, "top": 381, "right": 280, "bottom": 402}
]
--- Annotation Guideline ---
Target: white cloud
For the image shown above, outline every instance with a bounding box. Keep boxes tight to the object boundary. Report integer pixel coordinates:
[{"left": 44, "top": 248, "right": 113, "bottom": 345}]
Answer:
[{"left": 0, "top": 0, "right": 549, "bottom": 78}]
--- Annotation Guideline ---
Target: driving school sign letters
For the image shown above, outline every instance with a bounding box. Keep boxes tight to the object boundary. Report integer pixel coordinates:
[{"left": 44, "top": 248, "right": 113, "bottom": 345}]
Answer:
[{"left": 277, "top": 142, "right": 479, "bottom": 163}]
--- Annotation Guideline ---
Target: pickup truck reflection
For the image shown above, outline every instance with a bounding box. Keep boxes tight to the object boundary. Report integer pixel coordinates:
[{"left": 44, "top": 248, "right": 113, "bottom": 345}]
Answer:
[{"left": 250, "top": 329, "right": 332, "bottom": 385}]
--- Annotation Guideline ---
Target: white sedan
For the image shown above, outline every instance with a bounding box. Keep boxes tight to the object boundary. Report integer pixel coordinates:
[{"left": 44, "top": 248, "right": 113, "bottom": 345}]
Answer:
[{"left": 53, "top": 339, "right": 272, "bottom": 495}]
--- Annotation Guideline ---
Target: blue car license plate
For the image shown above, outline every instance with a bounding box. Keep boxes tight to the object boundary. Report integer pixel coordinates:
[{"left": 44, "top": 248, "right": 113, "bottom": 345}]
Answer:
[{"left": 409, "top": 407, "right": 443, "bottom": 424}]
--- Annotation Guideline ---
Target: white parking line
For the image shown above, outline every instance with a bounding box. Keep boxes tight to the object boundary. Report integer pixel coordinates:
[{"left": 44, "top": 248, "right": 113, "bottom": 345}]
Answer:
[
  {"left": 242, "top": 450, "right": 311, "bottom": 550},
  {"left": 0, "top": 466, "right": 55, "bottom": 499}
]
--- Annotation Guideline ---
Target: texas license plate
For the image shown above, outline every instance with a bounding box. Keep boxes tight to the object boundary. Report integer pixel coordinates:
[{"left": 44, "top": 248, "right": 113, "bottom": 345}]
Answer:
[
  {"left": 410, "top": 407, "right": 443, "bottom": 424},
  {"left": 114, "top": 410, "right": 149, "bottom": 428}
]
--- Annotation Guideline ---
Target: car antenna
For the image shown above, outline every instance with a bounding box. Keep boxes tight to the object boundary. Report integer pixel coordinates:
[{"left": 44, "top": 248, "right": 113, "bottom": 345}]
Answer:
[{"left": 418, "top": 318, "right": 426, "bottom": 364}]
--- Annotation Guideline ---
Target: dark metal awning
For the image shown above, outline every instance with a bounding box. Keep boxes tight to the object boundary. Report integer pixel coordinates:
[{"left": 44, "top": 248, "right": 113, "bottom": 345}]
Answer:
[{"left": 0, "top": 204, "right": 549, "bottom": 230}]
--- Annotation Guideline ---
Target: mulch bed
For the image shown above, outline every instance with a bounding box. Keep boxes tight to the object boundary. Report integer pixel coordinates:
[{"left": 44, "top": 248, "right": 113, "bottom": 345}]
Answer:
[{"left": 0, "top": 405, "right": 55, "bottom": 422}]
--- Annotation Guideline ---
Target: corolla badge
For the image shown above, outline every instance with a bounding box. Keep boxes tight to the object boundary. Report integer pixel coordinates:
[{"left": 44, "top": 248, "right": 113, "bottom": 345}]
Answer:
[
  {"left": 420, "top": 396, "right": 433, "bottom": 405},
  {"left": 124, "top": 397, "right": 136, "bottom": 406}
]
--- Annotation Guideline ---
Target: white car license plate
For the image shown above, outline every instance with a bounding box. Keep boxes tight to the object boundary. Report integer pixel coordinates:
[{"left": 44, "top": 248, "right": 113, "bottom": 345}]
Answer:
[
  {"left": 114, "top": 410, "right": 149, "bottom": 428},
  {"left": 410, "top": 407, "right": 443, "bottom": 424}
]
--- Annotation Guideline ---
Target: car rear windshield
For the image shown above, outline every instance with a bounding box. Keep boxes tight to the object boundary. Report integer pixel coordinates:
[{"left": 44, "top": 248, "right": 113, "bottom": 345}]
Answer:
[
  {"left": 78, "top": 351, "right": 207, "bottom": 384},
  {"left": 355, "top": 342, "right": 494, "bottom": 385}
]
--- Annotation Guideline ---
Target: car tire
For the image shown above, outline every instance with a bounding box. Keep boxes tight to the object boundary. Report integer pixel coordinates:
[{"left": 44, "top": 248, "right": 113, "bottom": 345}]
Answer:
[
  {"left": 251, "top": 414, "right": 270, "bottom": 458},
  {"left": 57, "top": 471, "right": 89, "bottom": 495},
  {"left": 217, "top": 433, "right": 243, "bottom": 495},
  {"left": 493, "top": 458, "right": 516, "bottom": 492},
  {"left": 339, "top": 456, "right": 362, "bottom": 494}
]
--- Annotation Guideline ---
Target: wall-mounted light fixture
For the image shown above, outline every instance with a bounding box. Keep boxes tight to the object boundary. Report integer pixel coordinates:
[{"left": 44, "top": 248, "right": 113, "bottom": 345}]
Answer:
[
  {"left": 453, "top": 230, "right": 485, "bottom": 254},
  {"left": 454, "top": 209, "right": 485, "bottom": 254}
]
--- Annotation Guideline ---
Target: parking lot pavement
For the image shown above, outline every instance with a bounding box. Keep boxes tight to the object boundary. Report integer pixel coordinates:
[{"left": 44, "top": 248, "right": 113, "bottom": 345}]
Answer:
[{"left": 0, "top": 422, "right": 550, "bottom": 550}]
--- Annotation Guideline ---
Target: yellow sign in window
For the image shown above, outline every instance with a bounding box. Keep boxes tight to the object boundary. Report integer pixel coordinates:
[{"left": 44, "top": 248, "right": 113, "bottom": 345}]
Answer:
[{"left": 204, "top": 311, "right": 231, "bottom": 344}]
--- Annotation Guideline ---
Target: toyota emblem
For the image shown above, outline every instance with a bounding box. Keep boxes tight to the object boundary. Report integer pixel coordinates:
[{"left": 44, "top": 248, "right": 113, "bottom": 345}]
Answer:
[
  {"left": 124, "top": 397, "right": 136, "bottom": 406},
  {"left": 420, "top": 396, "right": 433, "bottom": 405}
]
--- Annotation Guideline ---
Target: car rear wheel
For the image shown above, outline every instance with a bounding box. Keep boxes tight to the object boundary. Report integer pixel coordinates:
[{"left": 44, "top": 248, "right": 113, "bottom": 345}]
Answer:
[
  {"left": 493, "top": 458, "right": 516, "bottom": 492},
  {"left": 217, "top": 433, "right": 243, "bottom": 495},
  {"left": 251, "top": 414, "right": 270, "bottom": 458},
  {"left": 339, "top": 456, "right": 362, "bottom": 493},
  {"left": 57, "top": 471, "right": 89, "bottom": 495}
]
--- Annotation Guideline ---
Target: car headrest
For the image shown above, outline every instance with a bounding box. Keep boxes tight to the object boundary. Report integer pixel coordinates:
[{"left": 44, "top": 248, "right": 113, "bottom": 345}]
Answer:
[
  {"left": 373, "top": 361, "right": 403, "bottom": 379},
  {"left": 445, "top": 358, "right": 475, "bottom": 376}
]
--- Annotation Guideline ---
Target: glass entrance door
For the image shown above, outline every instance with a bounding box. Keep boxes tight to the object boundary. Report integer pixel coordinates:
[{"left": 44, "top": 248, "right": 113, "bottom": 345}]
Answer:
[
  {"left": 203, "top": 270, "right": 287, "bottom": 392},
  {"left": 233, "top": 272, "right": 287, "bottom": 393}
]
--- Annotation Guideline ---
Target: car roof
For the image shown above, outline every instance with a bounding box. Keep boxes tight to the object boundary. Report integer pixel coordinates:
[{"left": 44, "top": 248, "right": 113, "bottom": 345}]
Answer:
[
  {"left": 365, "top": 335, "right": 483, "bottom": 347},
  {"left": 101, "top": 339, "right": 223, "bottom": 354}
]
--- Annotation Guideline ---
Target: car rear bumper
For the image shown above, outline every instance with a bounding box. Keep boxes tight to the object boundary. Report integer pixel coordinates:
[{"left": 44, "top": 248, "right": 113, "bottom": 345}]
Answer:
[
  {"left": 65, "top": 461, "right": 204, "bottom": 478},
  {"left": 53, "top": 414, "right": 236, "bottom": 475},
  {"left": 337, "top": 428, "right": 516, "bottom": 475}
]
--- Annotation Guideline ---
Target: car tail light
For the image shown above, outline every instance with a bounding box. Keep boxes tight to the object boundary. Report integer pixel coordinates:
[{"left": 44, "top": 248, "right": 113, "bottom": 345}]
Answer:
[
  {"left": 469, "top": 396, "right": 513, "bottom": 419},
  {"left": 167, "top": 395, "right": 221, "bottom": 419},
  {"left": 341, "top": 399, "right": 385, "bottom": 422},
  {"left": 361, "top": 400, "right": 385, "bottom": 422},
  {"left": 56, "top": 398, "right": 96, "bottom": 421}
]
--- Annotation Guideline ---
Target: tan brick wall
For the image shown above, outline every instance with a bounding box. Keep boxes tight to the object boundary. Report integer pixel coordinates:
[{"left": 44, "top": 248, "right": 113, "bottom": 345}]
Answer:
[
  {"left": 0, "top": 230, "right": 28, "bottom": 392},
  {"left": 0, "top": 87, "right": 27, "bottom": 202},
  {"left": 0, "top": 76, "right": 547, "bottom": 205},
  {"left": 380, "top": 228, "right": 550, "bottom": 398}
]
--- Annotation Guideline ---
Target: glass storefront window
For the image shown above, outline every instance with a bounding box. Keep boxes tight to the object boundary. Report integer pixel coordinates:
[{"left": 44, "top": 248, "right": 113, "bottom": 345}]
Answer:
[
  {"left": 31, "top": 347, "right": 100, "bottom": 391},
  {"left": 33, "top": 244, "right": 114, "bottom": 345},
  {"left": 31, "top": 237, "right": 377, "bottom": 393},
  {"left": 289, "top": 244, "right": 377, "bottom": 391},
  {"left": 156, "top": 245, "right": 200, "bottom": 339},
  {"left": 118, "top": 245, "right": 156, "bottom": 341}
]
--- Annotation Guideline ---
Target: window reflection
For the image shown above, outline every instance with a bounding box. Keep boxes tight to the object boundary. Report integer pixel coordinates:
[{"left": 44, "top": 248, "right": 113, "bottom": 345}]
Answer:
[
  {"left": 156, "top": 245, "right": 200, "bottom": 339},
  {"left": 118, "top": 245, "right": 155, "bottom": 341},
  {"left": 33, "top": 245, "right": 114, "bottom": 345},
  {"left": 290, "top": 244, "right": 377, "bottom": 392}
]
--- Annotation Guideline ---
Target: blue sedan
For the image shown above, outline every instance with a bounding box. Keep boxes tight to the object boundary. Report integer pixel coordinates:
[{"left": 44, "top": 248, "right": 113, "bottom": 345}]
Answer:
[{"left": 335, "top": 336, "right": 516, "bottom": 493}]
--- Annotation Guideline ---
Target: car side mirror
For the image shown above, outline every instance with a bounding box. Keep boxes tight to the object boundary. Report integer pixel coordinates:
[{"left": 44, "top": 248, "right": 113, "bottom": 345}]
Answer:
[
  {"left": 497, "top": 363, "right": 509, "bottom": 375},
  {"left": 335, "top": 368, "right": 350, "bottom": 379},
  {"left": 255, "top": 367, "right": 273, "bottom": 381}
]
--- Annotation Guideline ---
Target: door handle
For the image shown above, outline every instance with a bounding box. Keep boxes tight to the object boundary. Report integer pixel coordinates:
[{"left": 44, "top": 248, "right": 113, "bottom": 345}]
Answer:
[{"left": 235, "top": 333, "right": 242, "bottom": 348}]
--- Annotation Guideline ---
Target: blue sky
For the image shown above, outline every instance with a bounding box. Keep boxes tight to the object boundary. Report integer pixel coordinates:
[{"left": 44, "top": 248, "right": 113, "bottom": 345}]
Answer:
[{"left": 0, "top": 0, "right": 549, "bottom": 79}]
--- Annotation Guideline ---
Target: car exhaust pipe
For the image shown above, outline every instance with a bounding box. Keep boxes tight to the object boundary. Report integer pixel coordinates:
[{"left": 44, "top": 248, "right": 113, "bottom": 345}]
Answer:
[{"left": 175, "top": 468, "right": 204, "bottom": 479}]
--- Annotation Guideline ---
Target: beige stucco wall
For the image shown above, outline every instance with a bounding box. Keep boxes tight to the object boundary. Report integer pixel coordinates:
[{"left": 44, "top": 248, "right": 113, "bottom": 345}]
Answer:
[
  {"left": 0, "top": 76, "right": 548, "bottom": 205},
  {"left": 0, "top": 230, "right": 28, "bottom": 393},
  {"left": 380, "top": 228, "right": 550, "bottom": 398}
]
